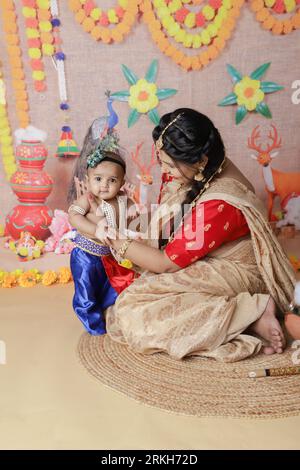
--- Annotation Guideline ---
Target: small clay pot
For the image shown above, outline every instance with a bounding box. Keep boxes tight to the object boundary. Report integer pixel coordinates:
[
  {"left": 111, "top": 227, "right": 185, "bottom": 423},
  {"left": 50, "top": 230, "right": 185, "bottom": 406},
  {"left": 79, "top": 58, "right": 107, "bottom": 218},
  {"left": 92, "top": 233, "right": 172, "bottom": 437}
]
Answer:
[{"left": 285, "top": 312, "right": 300, "bottom": 339}]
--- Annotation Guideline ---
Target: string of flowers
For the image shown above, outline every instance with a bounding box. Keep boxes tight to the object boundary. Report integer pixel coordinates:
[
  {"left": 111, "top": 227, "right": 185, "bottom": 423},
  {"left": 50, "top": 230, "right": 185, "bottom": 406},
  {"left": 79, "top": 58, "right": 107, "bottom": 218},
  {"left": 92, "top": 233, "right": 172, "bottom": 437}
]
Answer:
[
  {"left": 37, "top": 0, "right": 55, "bottom": 58},
  {"left": 21, "top": 0, "right": 47, "bottom": 91},
  {"left": 50, "top": 0, "right": 79, "bottom": 157},
  {"left": 160, "top": 0, "right": 221, "bottom": 30},
  {"left": 0, "top": 0, "right": 30, "bottom": 130},
  {"left": 150, "top": 0, "right": 232, "bottom": 49},
  {"left": 251, "top": 0, "right": 300, "bottom": 34},
  {"left": 0, "top": 267, "right": 73, "bottom": 288},
  {"left": 68, "top": 0, "right": 141, "bottom": 43},
  {"left": 0, "top": 62, "right": 17, "bottom": 180},
  {"left": 142, "top": 0, "right": 245, "bottom": 71}
]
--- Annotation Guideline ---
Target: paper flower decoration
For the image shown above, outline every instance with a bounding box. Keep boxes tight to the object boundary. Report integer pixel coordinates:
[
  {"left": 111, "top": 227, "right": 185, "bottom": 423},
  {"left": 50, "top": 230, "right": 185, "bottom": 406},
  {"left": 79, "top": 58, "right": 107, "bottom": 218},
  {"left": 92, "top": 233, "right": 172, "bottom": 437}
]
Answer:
[
  {"left": 111, "top": 59, "right": 177, "bottom": 127},
  {"left": 219, "top": 63, "right": 284, "bottom": 124}
]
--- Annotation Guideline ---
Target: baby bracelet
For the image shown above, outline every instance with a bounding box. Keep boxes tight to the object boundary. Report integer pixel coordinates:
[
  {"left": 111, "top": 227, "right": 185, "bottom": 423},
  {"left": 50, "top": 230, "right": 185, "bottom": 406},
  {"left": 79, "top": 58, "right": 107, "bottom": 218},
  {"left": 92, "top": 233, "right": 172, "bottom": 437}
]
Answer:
[{"left": 68, "top": 204, "right": 87, "bottom": 216}]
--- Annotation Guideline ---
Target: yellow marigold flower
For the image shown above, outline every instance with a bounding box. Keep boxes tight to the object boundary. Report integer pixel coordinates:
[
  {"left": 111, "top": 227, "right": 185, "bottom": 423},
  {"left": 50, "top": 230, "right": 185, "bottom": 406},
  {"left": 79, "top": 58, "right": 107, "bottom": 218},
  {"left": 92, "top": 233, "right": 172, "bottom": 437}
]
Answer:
[
  {"left": 32, "top": 70, "right": 45, "bottom": 81},
  {"left": 201, "top": 29, "right": 211, "bottom": 45},
  {"left": 168, "top": 0, "right": 182, "bottom": 14},
  {"left": 153, "top": 0, "right": 164, "bottom": 8},
  {"left": 223, "top": 0, "right": 232, "bottom": 9},
  {"left": 39, "top": 21, "right": 52, "bottom": 32},
  {"left": 42, "top": 270, "right": 57, "bottom": 286},
  {"left": 0, "top": 270, "right": 7, "bottom": 284},
  {"left": 108, "top": 9, "right": 118, "bottom": 23},
  {"left": 234, "top": 76, "right": 264, "bottom": 111},
  {"left": 37, "top": 0, "right": 50, "bottom": 8},
  {"left": 0, "top": 224, "right": 5, "bottom": 237},
  {"left": 11, "top": 269, "right": 23, "bottom": 278},
  {"left": 192, "top": 35, "right": 202, "bottom": 48},
  {"left": 90, "top": 8, "right": 101, "bottom": 20},
  {"left": 22, "top": 7, "right": 36, "bottom": 18},
  {"left": 175, "top": 29, "right": 186, "bottom": 43},
  {"left": 183, "top": 33, "right": 193, "bottom": 47},
  {"left": 26, "top": 29, "right": 40, "bottom": 39},
  {"left": 284, "top": 0, "right": 296, "bottom": 12},
  {"left": 156, "top": 7, "right": 169, "bottom": 19},
  {"left": 265, "top": 0, "right": 276, "bottom": 6},
  {"left": 2, "top": 273, "right": 17, "bottom": 288},
  {"left": 32, "top": 249, "right": 41, "bottom": 258},
  {"left": 167, "top": 22, "right": 180, "bottom": 36},
  {"left": 203, "top": 5, "right": 215, "bottom": 21},
  {"left": 42, "top": 44, "right": 54, "bottom": 56},
  {"left": 18, "top": 272, "right": 37, "bottom": 287},
  {"left": 184, "top": 13, "right": 196, "bottom": 28},
  {"left": 119, "top": 0, "right": 129, "bottom": 8},
  {"left": 129, "top": 79, "right": 158, "bottom": 114},
  {"left": 28, "top": 48, "right": 41, "bottom": 59},
  {"left": 58, "top": 267, "right": 72, "bottom": 284}
]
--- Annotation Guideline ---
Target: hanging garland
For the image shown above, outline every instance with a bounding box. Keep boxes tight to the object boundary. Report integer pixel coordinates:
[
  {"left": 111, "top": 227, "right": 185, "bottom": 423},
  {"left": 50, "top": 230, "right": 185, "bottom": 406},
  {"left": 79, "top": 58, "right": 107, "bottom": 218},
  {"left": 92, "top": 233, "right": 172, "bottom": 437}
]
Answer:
[
  {"left": 50, "top": 0, "right": 79, "bottom": 157},
  {"left": 68, "top": 0, "right": 141, "bottom": 43},
  {"left": 0, "top": 0, "right": 30, "bottom": 129},
  {"left": 142, "top": 0, "right": 245, "bottom": 71},
  {"left": 0, "top": 62, "right": 17, "bottom": 180},
  {"left": 250, "top": 0, "right": 300, "bottom": 34}
]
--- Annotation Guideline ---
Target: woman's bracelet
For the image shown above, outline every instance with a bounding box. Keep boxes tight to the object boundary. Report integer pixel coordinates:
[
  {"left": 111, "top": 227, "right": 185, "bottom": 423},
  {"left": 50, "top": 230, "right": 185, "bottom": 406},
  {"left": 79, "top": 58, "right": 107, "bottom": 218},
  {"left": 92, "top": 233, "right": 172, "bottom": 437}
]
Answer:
[
  {"left": 68, "top": 204, "right": 87, "bottom": 216},
  {"left": 117, "top": 238, "right": 134, "bottom": 259}
]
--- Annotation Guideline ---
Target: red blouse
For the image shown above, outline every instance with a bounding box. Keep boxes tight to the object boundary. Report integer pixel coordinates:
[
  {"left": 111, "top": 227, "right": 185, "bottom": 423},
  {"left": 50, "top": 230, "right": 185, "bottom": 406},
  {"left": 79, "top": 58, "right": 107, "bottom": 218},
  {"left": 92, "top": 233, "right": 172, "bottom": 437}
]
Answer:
[{"left": 164, "top": 199, "right": 249, "bottom": 268}]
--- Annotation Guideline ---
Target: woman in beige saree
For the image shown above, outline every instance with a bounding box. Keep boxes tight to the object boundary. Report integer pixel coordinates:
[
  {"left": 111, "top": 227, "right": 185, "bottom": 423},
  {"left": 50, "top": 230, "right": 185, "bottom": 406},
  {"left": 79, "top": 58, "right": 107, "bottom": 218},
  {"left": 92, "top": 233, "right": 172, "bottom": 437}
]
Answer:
[{"left": 96, "top": 108, "right": 296, "bottom": 363}]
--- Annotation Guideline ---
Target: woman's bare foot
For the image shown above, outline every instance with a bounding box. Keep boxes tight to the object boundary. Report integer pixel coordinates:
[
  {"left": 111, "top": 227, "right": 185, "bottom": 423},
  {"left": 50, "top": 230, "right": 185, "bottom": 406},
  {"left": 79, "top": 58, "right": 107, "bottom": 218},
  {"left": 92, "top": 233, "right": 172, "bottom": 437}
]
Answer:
[{"left": 249, "top": 297, "right": 286, "bottom": 354}]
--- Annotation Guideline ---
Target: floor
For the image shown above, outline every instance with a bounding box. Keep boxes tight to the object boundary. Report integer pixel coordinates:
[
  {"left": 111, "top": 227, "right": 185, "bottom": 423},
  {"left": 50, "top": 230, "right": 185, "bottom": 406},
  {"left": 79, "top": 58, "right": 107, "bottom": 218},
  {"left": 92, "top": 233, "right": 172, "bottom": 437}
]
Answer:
[{"left": 1, "top": 233, "right": 300, "bottom": 450}]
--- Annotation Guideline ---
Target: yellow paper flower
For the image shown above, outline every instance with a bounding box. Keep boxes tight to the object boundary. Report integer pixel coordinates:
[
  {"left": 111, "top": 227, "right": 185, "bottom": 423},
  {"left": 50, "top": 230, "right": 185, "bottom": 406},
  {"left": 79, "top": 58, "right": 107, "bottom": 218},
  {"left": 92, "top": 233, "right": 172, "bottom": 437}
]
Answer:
[
  {"left": 234, "top": 76, "right": 264, "bottom": 111},
  {"left": 128, "top": 78, "right": 159, "bottom": 114}
]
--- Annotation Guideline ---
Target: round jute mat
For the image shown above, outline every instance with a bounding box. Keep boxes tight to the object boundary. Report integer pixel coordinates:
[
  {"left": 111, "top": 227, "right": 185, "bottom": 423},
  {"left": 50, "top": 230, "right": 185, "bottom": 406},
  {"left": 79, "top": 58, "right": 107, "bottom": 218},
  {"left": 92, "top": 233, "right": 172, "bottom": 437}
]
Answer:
[{"left": 77, "top": 333, "right": 300, "bottom": 419}]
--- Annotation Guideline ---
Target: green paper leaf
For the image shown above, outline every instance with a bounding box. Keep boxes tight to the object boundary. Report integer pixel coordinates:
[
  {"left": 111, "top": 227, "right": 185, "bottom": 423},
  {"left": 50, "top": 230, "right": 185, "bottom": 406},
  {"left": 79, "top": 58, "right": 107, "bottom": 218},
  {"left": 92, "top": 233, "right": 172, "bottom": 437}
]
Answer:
[
  {"left": 260, "top": 81, "right": 284, "bottom": 94},
  {"left": 121, "top": 64, "right": 138, "bottom": 86},
  {"left": 235, "top": 106, "right": 247, "bottom": 125},
  {"left": 226, "top": 64, "right": 242, "bottom": 83},
  {"left": 145, "top": 59, "right": 158, "bottom": 83},
  {"left": 110, "top": 91, "right": 130, "bottom": 102},
  {"left": 128, "top": 109, "right": 140, "bottom": 128},
  {"left": 250, "top": 62, "right": 271, "bottom": 80},
  {"left": 148, "top": 108, "right": 160, "bottom": 125},
  {"left": 256, "top": 102, "right": 272, "bottom": 118},
  {"left": 218, "top": 92, "right": 237, "bottom": 106},
  {"left": 156, "top": 88, "right": 177, "bottom": 100}
]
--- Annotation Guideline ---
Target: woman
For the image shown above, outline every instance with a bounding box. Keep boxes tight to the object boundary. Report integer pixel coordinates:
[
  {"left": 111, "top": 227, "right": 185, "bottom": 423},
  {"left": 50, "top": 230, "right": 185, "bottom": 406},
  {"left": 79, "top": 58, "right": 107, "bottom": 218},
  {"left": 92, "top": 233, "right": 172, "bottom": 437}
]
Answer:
[{"left": 95, "top": 108, "right": 296, "bottom": 362}]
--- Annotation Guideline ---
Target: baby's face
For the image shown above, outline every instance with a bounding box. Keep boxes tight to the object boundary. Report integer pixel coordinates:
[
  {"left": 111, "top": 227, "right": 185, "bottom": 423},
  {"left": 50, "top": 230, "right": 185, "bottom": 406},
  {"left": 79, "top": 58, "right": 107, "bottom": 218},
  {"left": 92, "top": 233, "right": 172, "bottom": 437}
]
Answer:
[{"left": 87, "top": 161, "right": 125, "bottom": 201}]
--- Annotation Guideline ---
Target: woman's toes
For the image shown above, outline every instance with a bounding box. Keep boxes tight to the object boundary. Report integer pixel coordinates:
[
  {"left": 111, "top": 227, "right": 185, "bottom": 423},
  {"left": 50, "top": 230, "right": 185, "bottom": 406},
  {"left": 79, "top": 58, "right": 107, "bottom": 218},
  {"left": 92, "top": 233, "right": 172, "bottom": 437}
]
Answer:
[{"left": 263, "top": 345, "right": 275, "bottom": 355}]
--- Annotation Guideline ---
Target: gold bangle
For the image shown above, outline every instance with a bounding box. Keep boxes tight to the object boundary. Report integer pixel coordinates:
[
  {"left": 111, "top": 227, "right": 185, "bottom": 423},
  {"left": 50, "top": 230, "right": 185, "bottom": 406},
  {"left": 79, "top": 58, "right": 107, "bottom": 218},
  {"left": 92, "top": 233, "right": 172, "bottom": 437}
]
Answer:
[{"left": 117, "top": 238, "right": 133, "bottom": 259}]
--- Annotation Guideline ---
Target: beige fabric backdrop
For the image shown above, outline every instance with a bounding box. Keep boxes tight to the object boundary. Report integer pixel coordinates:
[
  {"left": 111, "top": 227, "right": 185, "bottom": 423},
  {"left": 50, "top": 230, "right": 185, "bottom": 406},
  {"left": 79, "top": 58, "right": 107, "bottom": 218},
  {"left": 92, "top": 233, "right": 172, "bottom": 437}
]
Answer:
[{"left": 0, "top": 2, "right": 300, "bottom": 222}]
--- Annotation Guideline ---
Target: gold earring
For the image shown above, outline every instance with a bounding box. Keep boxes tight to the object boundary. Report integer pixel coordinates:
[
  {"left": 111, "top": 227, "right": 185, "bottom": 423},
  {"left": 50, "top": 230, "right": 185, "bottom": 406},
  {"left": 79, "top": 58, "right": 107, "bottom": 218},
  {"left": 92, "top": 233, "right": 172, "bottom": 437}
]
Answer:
[{"left": 194, "top": 172, "right": 204, "bottom": 182}]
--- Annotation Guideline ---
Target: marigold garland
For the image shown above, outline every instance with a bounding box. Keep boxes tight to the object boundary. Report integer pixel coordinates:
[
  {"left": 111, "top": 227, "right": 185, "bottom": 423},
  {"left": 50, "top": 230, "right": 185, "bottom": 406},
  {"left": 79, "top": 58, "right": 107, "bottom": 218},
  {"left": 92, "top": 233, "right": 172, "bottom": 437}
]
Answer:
[
  {"left": 0, "top": 267, "right": 73, "bottom": 288},
  {"left": 0, "top": 63, "right": 17, "bottom": 180},
  {"left": 21, "top": 0, "right": 49, "bottom": 91},
  {"left": 0, "top": 0, "right": 30, "bottom": 130},
  {"left": 142, "top": 0, "right": 245, "bottom": 71},
  {"left": 251, "top": 0, "right": 300, "bottom": 34},
  {"left": 68, "top": 0, "right": 142, "bottom": 43}
]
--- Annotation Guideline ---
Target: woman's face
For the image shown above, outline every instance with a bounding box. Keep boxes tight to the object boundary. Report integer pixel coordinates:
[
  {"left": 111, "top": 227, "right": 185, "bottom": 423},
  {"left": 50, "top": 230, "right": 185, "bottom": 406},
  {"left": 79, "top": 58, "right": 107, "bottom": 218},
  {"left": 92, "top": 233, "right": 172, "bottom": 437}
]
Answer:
[{"left": 157, "top": 149, "right": 199, "bottom": 183}]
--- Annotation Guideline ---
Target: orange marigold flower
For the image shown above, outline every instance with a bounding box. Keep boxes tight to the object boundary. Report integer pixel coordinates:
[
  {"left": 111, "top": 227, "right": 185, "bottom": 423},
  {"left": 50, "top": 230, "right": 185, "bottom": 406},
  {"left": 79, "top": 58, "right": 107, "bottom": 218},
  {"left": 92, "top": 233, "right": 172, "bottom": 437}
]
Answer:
[
  {"left": 2, "top": 274, "right": 17, "bottom": 288},
  {"left": 18, "top": 272, "right": 37, "bottom": 287},
  {"left": 58, "top": 267, "right": 72, "bottom": 284},
  {"left": 42, "top": 270, "right": 57, "bottom": 286},
  {"left": 68, "top": 0, "right": 82, "bottom": 12}
]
